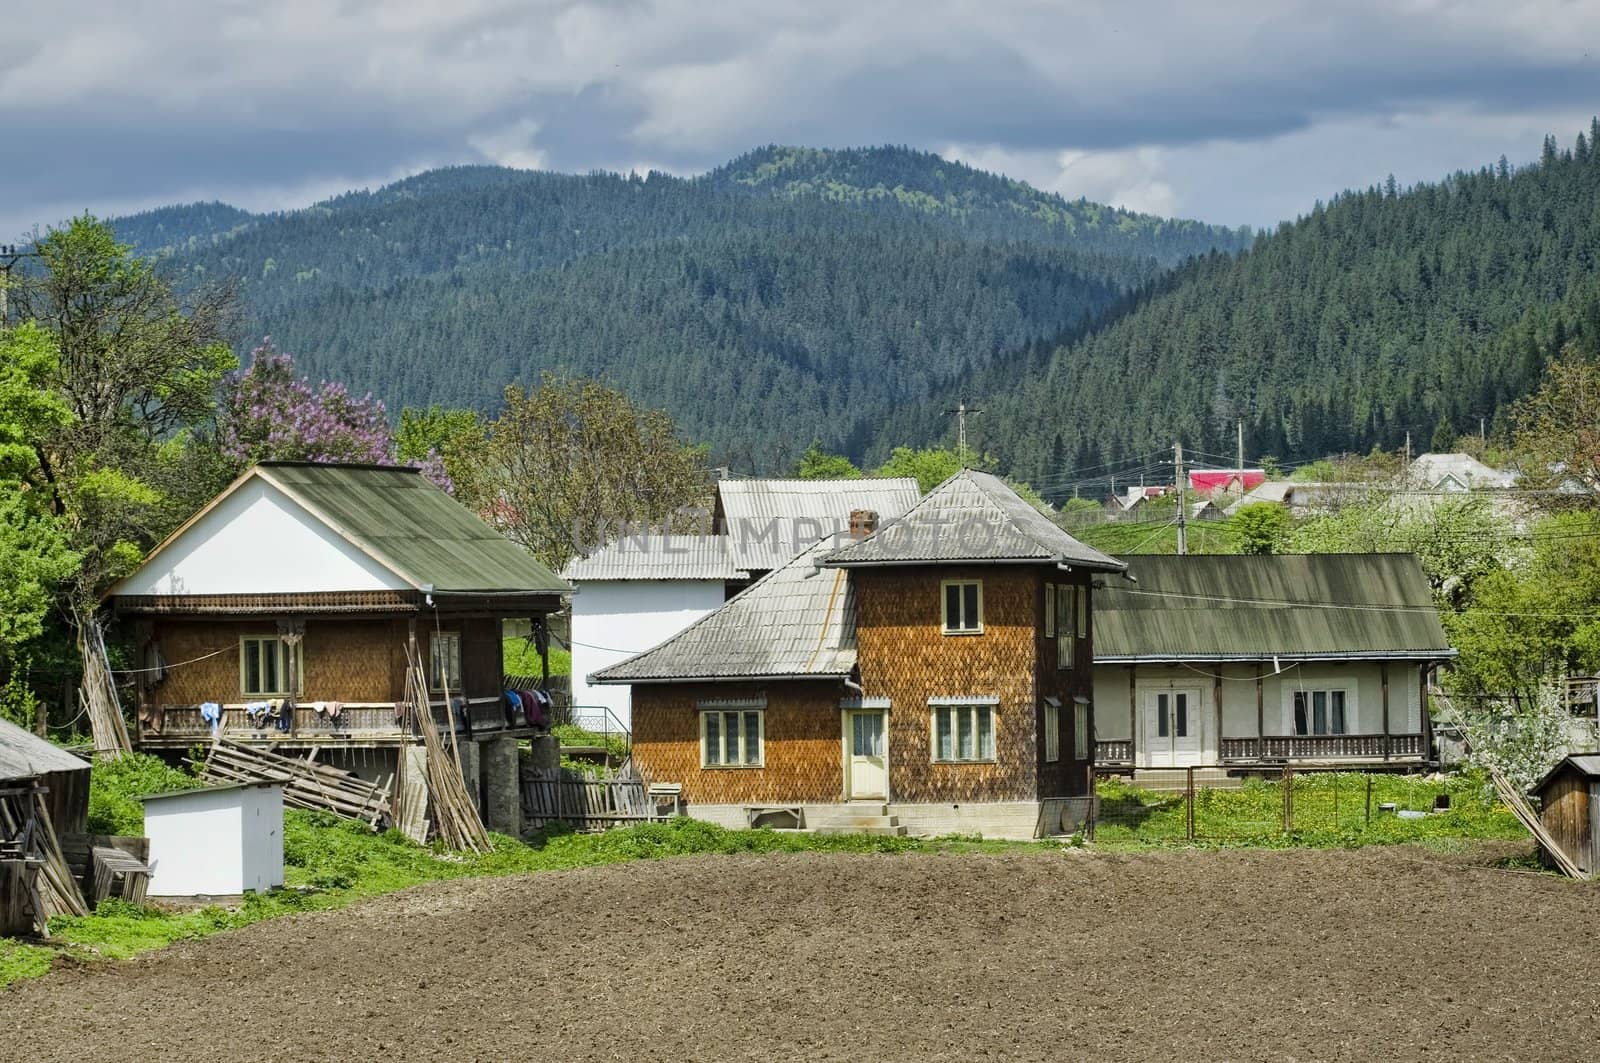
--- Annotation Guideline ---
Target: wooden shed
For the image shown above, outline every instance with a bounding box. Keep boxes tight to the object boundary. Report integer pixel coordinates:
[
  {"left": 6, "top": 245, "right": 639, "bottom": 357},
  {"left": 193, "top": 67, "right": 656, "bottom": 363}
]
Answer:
[
  {"left": 1531, "top": 755, "right": 1600, "bottom": 876},
  {"left": 0, "top": 716, "right": 92, "bottom": 837}
]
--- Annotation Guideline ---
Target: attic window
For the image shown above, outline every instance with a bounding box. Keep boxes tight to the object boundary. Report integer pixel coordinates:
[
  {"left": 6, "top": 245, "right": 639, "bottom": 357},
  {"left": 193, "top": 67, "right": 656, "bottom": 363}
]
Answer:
[{"left": 942, "top": 580, "right": 982, "bottom": 635}]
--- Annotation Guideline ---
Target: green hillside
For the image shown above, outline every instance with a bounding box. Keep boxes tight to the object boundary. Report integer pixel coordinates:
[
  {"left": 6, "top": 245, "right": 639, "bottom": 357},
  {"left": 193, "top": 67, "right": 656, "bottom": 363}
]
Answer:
[
  {"left": 108, "top": 149, "right": 1249, "bottom": 467},
  {"left": 961, "top": 124, "right": 1600, "bottom": 493}
]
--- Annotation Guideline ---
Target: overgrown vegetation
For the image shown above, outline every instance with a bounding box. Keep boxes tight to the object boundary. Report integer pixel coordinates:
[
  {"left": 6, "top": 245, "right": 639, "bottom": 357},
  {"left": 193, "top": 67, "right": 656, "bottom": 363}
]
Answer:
[{"left": 85, "top": 751, "right": 201, "bottom": 835}]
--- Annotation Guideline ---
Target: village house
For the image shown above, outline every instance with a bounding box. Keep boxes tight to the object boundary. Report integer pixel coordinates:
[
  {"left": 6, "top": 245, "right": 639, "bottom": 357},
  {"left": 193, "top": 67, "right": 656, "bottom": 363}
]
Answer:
[
  {"left": 103, "top": 462, "right": 568, "bottom": 788},
  {"left": 564, "top": 477, "right": 921, "bottom": 728},
  {"left": 591, "top": 470, "right": 1126, "bottom": 839},
  {"left": 1090, "top": 554, "right": 1453, "bottom": 771}
]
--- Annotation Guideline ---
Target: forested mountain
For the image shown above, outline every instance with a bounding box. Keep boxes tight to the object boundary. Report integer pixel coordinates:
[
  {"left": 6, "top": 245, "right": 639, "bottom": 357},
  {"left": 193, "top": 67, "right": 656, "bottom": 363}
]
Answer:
[
  {"left": 710, "top": 146, "right": 1252, "bottom": 266},
  {"left": 110, "top": 148, "right": 1246, "bottom": 468},
  {"left": 944, "top": 125, "right": 1600, "bottom": 494}
]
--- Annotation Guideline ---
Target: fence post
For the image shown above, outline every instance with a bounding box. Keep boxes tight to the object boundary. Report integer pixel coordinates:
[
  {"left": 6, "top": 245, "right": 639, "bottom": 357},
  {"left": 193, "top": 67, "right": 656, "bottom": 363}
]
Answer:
[
  {"left": 1281, "top": 764, "right": 1293, "bottom": 834},
  {"left": 1364, "top": 775, "right": 1373, "bottom": 828},
  {"left": 1185, "top": 766, "right": 1196, "bottom": 841}
]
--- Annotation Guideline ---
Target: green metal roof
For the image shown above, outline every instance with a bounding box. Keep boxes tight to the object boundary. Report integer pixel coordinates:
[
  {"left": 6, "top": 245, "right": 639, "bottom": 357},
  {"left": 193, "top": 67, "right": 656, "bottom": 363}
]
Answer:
[
  {"left": 257, "top": 463, "right": 567, "bottom": 595},
  {"left": 1094, "top": 554, "right": 1453, "bottom": 662}
]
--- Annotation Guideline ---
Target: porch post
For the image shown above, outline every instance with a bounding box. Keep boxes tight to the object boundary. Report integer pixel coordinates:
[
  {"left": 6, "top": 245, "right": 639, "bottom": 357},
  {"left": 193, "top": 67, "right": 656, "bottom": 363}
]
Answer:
[
  {"left": 1381, "top": 661, "right": 1391, "bottom": 761},
  {"left": 1127, "top": 665, "right": 1137, "bottom": 766},
  {"left": 1255, "top": 676, "right": 1264, "bottom": 760},
  {"left": 1213, "top": 668, "right": 1223, "bottom": 761},
  {"left": 1420, "top": 663, "right": 1433, "bottom": 762}
]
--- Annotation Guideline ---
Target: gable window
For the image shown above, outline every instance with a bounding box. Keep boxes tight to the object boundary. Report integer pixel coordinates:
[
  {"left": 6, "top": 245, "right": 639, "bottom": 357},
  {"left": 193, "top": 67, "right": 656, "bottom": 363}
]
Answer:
[
  {"left": 430, "top": 631, "right": 462, "bottom": 693},
  {"left": 240, "top": 636, "right": 297, "bottom": 697},
  {"left": 1293, "top": 689, "right": 1348, "bottom": 736},
  {"left": 702, "top": 707, "right": 764, "bottom": 767},
  {"left": 942, "top": 580, "right": 983, "bottom": 634},
  {"left": 931, "top": 701, "right": 996, "bottom": 762},
  {"left": 1043, "top": 697, "right": 1060, "bottom": 763}
]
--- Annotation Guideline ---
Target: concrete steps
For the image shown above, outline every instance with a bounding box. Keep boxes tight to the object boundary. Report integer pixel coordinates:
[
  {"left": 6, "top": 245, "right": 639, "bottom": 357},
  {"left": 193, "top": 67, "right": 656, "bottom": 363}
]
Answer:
[{"left": 809, "top": 804, "right": 908, "bottom": 837}]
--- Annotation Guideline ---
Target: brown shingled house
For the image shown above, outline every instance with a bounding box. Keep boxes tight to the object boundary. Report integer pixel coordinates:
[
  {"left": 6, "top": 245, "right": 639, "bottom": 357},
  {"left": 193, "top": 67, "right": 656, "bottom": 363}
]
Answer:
[{"left": 592, "top": 470, "right": 1127, "bottom": 838}]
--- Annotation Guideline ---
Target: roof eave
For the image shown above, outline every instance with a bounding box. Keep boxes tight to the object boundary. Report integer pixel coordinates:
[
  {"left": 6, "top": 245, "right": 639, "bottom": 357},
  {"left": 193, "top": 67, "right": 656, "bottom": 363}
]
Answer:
[
  {"left": 588, "top": 671, "right": 854, "bottom": 685},
  {"left": 1094, "top": 650, "right": 1457, "bottom": 664}
]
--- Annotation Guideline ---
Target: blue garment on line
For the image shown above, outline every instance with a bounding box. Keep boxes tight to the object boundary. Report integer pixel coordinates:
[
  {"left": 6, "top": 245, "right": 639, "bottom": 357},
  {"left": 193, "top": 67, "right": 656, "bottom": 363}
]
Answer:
[{"left": 200, "top": 701, "right": 222, "bottom": 736}]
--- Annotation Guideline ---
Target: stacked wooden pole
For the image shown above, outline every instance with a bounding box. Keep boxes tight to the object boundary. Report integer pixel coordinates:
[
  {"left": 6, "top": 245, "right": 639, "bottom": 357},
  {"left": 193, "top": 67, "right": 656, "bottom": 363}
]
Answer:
[
  {"left": 1491, "top": 767, "right": 1589, "bottom": 880},
  {"left": 200, "top": 738, "right": 392, "bottom": 828},
  {"left": 0, "top": 786, "right": 89, "bottom": 934},
  {"left": 77, "top": 616, "right": 132, "bottom": 760},
  {"left": 403, "top": 647, "right": 492, "bottom": 853}
]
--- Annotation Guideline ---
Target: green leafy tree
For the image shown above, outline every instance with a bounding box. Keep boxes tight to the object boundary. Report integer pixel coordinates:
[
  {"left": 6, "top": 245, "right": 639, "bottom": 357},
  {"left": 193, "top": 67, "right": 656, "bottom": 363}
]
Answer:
[
  {"left": 874, "top": 446, "right": 969, "bottom": 493},
  {"left": 9, "top": 216, "right": 239, "bottom": 603},
  {"left": 1510, "top": 344, "right": 1600, "bottom": 502},
  {"left": 1232, "top": 502, "right": 1293, "bottom": 555},
  {"left": 795, "top": 440, "right": 860, "bottom": 480},
  {"left": 452, "top": 375, "right": 711, "bottom": 571},
  {"left": 0, "top": 487, "right": 79, "bottom": 661}
]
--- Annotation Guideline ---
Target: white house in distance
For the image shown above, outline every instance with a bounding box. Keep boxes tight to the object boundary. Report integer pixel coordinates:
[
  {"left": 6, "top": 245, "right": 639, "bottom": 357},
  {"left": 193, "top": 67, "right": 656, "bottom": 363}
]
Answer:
[{"left": 564, "top": 477, "right": 921, "bottom": 729}]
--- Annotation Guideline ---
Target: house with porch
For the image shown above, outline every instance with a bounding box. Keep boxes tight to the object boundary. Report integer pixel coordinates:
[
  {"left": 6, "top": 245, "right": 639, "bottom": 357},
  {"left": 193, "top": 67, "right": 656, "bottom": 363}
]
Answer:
[
  {"left": 104, "top": 462, "right": 568, "bottom": 779},
  {"left": 1090, "top": 554, "right": 1453, "bottom": 771},
  {"left": 591, "top": 470, "right": 1126, "bottom": 839}
]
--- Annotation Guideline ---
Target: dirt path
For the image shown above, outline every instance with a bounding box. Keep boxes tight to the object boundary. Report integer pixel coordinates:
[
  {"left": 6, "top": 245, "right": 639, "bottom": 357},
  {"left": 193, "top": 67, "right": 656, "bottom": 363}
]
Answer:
[{"left": 4, "top": 844, "right": 1596, "bottom": 1061}]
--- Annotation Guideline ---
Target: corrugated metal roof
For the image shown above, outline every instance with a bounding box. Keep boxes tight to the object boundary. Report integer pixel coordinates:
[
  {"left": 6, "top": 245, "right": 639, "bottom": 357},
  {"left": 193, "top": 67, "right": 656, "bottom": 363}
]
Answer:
[
  {"left": 717, "top": 477, "right": 921, "bottom": 572},
  {"left": 823, "top": 470, "right": 1126, "bottom": 571},
  {"left": 1094, "top": 554, "right": 1453, "bottom": 661},
  {"left": 0, "top": 718, "right": 91, "bottom": 781},
  {"left": 257, "top": 463, "right": 567, "bottom": 595},
  {"left": 590, "top": 537, "right": 856, "bottom": 683},
  {"left": 563, "top": 534, "right": 745, "bottom": 582}
]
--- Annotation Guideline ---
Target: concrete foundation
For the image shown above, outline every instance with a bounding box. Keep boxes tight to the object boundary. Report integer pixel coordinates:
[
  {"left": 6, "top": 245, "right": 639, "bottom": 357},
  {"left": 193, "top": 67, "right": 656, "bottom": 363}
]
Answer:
[
  {"left": 396, "top": 744, "right": 430, "bottom": 843},
  {"left": 527, "top": 734, "right": 560, "bottom": 772},
  {"left": 481, "top": 736, "right": 522, "bottom": 837},
  {"left": 454, "top": 740, "right": 481, "bottom": 814},
  {"left": 678, "top": 801, "right": 1050, "bottom": 840}
]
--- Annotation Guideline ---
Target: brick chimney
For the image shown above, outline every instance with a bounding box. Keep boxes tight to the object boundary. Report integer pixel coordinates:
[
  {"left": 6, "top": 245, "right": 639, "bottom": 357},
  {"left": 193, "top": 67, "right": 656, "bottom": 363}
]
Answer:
[{"left": 848, "top": 509, "right": 879, "bottom": 540}]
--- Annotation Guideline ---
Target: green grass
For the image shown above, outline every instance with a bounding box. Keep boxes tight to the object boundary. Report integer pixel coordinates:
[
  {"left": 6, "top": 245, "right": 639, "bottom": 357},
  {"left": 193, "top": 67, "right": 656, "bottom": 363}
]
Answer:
[
  {"left": 503, "top": 638, "right": 571, "bottom": 678},
  {"left": 1092, "top": 770, "right": 1525, "bottom": 848},
  {"left": 0, "top": 813, "right": 1040, "bottom": 989}
]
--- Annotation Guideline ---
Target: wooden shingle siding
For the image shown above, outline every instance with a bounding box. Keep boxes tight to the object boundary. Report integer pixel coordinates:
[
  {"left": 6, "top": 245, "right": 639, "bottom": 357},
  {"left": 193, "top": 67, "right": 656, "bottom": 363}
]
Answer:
[
  {"left": 631, "top": 682, "right": 846, "bottom": 804},
  {"left": 854, "top": 567, "right": 1041, "bottom": 803}
]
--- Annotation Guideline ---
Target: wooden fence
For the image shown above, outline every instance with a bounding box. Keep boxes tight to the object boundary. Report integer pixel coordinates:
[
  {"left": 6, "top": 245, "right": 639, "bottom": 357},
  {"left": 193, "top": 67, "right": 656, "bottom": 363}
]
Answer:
[{"left": 520, "top": 769, "right": 663, "bottom": 830}]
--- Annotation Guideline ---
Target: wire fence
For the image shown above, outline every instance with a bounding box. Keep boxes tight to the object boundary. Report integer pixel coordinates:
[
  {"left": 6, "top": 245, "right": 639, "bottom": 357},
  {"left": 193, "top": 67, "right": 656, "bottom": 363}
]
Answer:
[{"left": 1089, "top": 766, "right": 1501, "bottom": 844}]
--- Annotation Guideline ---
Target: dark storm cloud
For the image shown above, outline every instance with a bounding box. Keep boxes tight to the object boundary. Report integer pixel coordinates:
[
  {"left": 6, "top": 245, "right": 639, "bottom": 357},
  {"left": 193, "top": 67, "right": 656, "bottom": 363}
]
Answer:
[{"left": 2, "top": 0, "right": 1598, "bottom": 233}]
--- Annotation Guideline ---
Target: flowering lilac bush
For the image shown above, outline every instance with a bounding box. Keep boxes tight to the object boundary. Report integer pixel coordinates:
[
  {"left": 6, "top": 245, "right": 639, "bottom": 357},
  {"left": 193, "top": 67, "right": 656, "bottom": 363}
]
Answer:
[{"left": 219, "top": 340, "right": 453, "bottom": 491}]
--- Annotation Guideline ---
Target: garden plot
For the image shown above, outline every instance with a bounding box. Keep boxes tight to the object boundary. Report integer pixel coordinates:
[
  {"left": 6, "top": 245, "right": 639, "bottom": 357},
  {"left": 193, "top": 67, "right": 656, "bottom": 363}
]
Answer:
[{"left": 2, "top": 843, "right": 1595, "bottom": 1061}]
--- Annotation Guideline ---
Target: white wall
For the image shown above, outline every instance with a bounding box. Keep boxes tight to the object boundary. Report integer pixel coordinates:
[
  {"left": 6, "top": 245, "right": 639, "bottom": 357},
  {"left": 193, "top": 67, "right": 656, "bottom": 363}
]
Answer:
[
  {"left": 144, "top": 784, "right": 284, "bottom": 896},
  {"left": 569, "top": 579, "right": 727, "bottom": 730},
  {"left": 112, "top": 477, "right": 408, "bottom": 596}
]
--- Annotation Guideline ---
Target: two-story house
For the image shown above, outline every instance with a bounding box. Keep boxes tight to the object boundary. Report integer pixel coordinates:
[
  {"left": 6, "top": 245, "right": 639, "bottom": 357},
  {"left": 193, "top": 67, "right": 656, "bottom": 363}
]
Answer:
[{"left": 591, "top": 470, "right": 1127, "bottom": 839}]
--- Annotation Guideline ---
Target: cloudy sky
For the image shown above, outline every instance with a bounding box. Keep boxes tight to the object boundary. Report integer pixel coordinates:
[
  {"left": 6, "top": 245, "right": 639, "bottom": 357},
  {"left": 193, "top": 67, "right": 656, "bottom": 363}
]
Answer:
[{"left": 4, "top": 0, "right": 1598, "bottom": 239}]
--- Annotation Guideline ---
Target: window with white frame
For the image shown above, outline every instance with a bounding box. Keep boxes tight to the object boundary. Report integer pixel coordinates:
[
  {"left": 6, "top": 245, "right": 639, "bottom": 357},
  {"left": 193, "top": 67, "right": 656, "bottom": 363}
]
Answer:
[
  {"left": 931, "top": 702, "right": 996, "bottom": 762},
  {"left": 1293, "top": 688, "right": 1349, "bottom": 735},
  {"left": 1074, "top": 700, "right": 1090, "bottom": 760},
  {"left": 429, "top": 631, "right": 462, "bottom": 693},
  {"left": 1043, "top": 697, "right": 1060, "bottom": 763},
  {"left": 701, "top": 706, "right": 764, "bottom": 767},
  {"left": 942, "top": 580, "right": 983, "bottom": 634},
  {"left": 240, "top": 636, "right": 297, "bottom": 697}
]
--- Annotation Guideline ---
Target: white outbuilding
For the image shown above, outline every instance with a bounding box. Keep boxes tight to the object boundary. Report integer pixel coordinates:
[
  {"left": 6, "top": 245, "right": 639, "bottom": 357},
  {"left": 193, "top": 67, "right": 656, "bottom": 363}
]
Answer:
[{"left": 140, "top": 782, "right": 285, "bottom": 897}]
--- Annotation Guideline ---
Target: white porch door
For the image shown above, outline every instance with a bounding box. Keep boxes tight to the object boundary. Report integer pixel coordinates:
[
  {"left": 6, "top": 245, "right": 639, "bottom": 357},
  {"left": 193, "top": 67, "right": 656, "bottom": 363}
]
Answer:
[
  {"left": 1144, "top": 689, "right": 1203, "bottom": 767},
  {"left": 846, "top": 710, "right": 888, "bottom": 799}
]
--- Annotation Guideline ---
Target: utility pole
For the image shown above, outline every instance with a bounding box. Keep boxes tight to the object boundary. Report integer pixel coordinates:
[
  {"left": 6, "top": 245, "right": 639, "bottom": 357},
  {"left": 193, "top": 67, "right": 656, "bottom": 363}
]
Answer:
[
  {"left": 1174, "top": 441, "right": 1187, "bottom": 556},
  {"left": 1237, "top": 419, "right": 1245, "bottom": 481},
  {"left": 1404, "top": 430, "right": 1412, "bottom": 468},
  {"left": 944, "top": 398, "right": 982, "bottom": 468}
]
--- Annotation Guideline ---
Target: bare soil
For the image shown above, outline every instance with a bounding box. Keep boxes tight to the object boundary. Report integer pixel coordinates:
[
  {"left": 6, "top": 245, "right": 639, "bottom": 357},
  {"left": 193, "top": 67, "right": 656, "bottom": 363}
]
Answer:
[{"left": 5, "top": 843, "right": 1597, "bottom": 1062}]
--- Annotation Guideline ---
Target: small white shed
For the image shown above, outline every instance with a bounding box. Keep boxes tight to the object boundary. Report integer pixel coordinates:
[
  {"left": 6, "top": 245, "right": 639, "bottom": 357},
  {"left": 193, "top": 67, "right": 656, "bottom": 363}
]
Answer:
[{"left": 140, "top": 782, "right": 285, "bottom": 897}]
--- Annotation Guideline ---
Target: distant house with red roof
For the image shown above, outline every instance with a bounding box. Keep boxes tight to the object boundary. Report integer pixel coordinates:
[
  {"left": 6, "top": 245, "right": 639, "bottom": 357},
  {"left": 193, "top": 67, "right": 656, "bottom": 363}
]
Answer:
[{"left": 1188, "top": 469, "right": 1265, "bottom": 498}]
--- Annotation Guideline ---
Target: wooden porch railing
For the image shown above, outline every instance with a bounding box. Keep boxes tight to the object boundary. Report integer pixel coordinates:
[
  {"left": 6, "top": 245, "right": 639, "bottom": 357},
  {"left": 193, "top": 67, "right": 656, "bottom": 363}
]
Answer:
[
  {"left": 1220, "top": 733, "right": 1426, "bottom": 761},
  {"left": 1095, "top": 739, "right": 1134, "bottom": 764}
]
